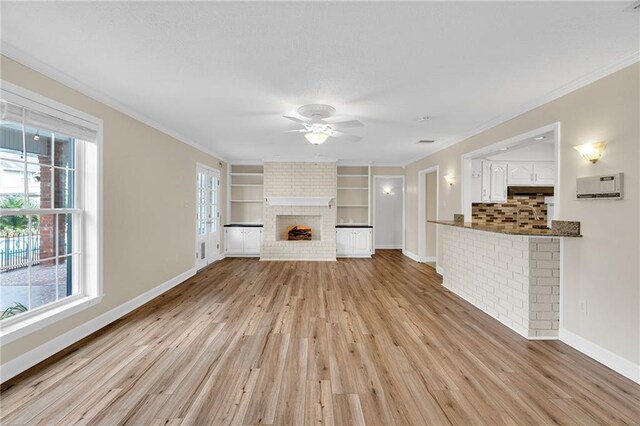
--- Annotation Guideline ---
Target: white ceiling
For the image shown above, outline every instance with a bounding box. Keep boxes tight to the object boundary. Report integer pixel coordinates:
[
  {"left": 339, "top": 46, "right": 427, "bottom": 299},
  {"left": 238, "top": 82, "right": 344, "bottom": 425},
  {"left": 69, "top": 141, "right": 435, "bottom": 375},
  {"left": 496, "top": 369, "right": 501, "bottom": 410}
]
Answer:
[{"left": 1, "top": 1, "right": 638, "bottom": 164}]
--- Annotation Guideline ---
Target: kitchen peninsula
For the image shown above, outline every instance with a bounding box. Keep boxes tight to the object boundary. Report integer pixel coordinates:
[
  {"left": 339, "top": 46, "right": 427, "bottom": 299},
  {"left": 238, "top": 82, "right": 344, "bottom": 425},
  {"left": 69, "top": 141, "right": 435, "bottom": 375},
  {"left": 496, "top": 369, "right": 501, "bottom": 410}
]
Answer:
[{"left": 430, "top": 219, "right": 581, "bottom": 339}]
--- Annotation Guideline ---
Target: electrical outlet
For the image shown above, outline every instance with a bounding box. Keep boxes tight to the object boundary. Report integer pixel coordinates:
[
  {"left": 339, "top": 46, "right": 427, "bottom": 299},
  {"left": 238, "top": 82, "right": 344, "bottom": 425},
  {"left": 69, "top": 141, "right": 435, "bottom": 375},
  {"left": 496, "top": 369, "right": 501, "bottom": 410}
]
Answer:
[{"left": 579, "top": 299, "right": 588, "bottom": 315}]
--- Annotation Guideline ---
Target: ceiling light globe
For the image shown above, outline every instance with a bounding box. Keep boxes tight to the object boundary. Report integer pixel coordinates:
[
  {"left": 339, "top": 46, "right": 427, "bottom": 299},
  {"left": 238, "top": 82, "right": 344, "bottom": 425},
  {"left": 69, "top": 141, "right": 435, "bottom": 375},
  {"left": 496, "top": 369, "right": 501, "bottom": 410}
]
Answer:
[{"left": 305, "top": 132, "right": 329, "bottom": 145}]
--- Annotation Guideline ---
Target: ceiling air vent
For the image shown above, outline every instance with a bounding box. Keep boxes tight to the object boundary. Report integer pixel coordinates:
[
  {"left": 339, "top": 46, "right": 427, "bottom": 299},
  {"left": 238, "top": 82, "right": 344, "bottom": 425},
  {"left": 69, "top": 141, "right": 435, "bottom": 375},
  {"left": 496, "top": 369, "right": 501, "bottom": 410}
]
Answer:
[{"left": 417, "top": 139, "right": 436, "bottom": 144}]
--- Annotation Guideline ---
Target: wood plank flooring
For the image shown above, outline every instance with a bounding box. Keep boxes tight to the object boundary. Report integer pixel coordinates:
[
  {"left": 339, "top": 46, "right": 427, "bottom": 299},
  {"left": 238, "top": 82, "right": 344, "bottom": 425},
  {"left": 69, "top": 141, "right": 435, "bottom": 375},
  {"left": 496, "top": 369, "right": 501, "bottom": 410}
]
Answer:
[{"left": 1, "top": 250, "right": 639, "bottom": 425}]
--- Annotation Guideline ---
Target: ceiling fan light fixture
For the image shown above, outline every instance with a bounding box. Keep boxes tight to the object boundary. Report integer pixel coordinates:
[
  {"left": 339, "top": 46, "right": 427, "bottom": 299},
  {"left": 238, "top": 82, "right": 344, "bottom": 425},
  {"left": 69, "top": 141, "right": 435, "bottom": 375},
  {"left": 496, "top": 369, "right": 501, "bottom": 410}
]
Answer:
[{"left": 304, "top": 132, "right": 329, "bottom": 145}]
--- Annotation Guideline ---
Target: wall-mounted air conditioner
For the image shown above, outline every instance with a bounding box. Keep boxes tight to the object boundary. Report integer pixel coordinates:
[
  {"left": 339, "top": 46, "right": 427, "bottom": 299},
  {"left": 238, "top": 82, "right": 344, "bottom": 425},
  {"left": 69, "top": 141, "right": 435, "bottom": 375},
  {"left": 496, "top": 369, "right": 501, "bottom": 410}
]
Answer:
[{"left": 576, "top": 173, "right": 623, "bottom": 200}]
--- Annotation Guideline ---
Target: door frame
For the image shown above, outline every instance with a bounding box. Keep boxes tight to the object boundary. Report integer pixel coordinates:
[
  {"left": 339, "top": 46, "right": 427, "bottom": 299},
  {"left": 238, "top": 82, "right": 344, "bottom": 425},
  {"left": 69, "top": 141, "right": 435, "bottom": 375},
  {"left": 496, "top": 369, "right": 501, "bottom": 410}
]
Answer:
[
  {"left": 417, "top": 165, "right": 439, "bottom": 267},
  {"left": 372, "top": 175, "right": 405, "bottom": 252},
  {"left": 195, "top": 163, "right": 221, "bottom": 269}
]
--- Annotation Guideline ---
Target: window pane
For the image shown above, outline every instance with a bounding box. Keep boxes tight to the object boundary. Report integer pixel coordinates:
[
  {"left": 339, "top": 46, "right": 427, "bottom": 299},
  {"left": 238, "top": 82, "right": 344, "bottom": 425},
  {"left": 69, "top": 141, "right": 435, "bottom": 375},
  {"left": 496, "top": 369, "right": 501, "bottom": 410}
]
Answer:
[
  {"left": 198, "top": 221, "right": 206, "bottom": 236},
  {"left": 0, "top": 262, "right": 29, "bottom": 319},
  {"left": 0, "top": 121, "right": 24, "bottom": 160},
  {"left": 57, "top": 254, "right": 77, "bottom": 299},
  {"left": 33, "top": 214, "right": 56, "bottom": 261},
  {"left": 0, "top": 160, "right": 26, "bottom": 206},
  {"left": 0, "top": 224, "right": 31, "bottom": 271},
  {"left": 30, "top": 166, "right": 52, "bottom": 208},
  {"left": 58, "top": 213, "right": 74, "bottom": 257},
  {"left": 25, "top": 126, "right": 53, "bottom": 166},
  {"left": 54, "top": 136, "right": 75, "bottom": 169},
  {"left": 30, "top": 261, "right": 57, "bottom": 309},
  {"left": 53, "top": 169, "right": 74, "bottom": 208}
]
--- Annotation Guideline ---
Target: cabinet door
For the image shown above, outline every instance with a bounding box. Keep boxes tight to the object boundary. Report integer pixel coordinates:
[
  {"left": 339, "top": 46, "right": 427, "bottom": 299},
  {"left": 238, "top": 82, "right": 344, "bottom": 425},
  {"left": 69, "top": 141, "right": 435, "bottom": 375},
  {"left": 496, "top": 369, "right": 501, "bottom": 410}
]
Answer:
[
  {"left": 225, "top": 228, "right": 244, "bottom": 254},
  {"left": 243, "top": 228, "right": 262, "bottom": 254},
  {"left": 490, "top": 163, "right": 507, "bottom": 202},
  {"left": 507, "top": 163, "right": 534, "bottom": 185},
  {"left": 336, "top": 229, "right": 352, "bottom": 256},
  {"left": 352, "top": 229, "right": 372, "bottom": 255},
  {"left": 533, "top": 163, "right": 555, "bottom": 185},
  {"left": 481, "top": 161, "right": 491, "bottom": 202}
]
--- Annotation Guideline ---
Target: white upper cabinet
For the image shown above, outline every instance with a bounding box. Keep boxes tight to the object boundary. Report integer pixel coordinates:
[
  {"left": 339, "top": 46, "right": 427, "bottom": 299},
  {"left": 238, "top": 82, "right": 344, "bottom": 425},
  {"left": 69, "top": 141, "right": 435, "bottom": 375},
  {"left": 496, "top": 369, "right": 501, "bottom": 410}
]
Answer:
[
  {"left": 533, "top": 163, "right": 555, "bottom": 185},
  {"left": 506, "top": 162, "right": 554, "bottom": 186},
  {"left": 507, "top": 163, "right": 534, "bottom": 185},
  {"left": 490, "top": 163, "right": 508, "bottom": 202},
  {"left": 481, "top": 161, "right": 492, "bottom": 202}
]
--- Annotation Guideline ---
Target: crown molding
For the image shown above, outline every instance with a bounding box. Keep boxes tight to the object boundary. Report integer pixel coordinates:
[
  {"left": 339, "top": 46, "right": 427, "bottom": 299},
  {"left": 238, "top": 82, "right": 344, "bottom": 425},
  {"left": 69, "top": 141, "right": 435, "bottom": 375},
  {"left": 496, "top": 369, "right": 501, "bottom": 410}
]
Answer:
[
  {"left": 403, "top": 51, "right": 640, "bottom": 167},
  {"left": 1, "top": 42, "right": 228, "bottom": 163}
]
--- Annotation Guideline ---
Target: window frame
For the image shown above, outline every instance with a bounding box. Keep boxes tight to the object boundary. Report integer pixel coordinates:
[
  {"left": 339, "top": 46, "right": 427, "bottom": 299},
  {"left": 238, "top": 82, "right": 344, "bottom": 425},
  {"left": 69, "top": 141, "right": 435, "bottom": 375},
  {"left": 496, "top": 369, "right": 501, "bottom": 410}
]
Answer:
[{"left": 0, "top": 80, "right": 103, "bottom": 344}]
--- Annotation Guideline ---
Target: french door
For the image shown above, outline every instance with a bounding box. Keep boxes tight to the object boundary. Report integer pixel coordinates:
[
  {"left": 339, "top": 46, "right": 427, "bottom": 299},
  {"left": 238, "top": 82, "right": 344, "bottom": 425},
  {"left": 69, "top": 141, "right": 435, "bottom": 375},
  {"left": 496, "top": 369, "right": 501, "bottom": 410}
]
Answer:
[{"left": 196, "top": 165, "right": 220, "bottom": 269}]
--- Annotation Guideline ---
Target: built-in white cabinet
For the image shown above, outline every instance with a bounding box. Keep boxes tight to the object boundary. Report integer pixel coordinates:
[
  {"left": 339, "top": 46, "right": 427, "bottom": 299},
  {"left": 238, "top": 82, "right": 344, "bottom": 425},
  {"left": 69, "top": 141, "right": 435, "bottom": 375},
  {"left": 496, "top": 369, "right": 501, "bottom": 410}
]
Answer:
[
  {"left": 336, "top": 227, "right": 372, "bottom": 257},
  {"left": 507, "top": 162, "right": 554, "bottom": 186},
  {"left": 489, "top": 162, "right": 508, "bottom": 203},
  {"left": 225, "top": 226, "right": 262, "bottom": 256}
]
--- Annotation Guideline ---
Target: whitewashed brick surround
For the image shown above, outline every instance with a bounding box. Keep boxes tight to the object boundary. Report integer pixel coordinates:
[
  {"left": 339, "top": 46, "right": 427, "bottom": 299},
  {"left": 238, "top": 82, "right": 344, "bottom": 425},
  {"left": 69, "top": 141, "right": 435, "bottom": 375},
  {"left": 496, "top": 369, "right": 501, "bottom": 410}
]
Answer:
[
  {"left": 440, "top": 225, "right": 560, "bottom": 339},
  {"left": 261, "top": 162, "right": 337, "bottom": 261}
]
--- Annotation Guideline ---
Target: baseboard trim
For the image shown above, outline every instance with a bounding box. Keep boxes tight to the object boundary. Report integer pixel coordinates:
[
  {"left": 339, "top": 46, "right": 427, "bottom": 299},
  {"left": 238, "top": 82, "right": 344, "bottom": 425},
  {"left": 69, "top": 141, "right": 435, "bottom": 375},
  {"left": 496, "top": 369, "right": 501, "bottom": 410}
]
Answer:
[
  {"left": 402, "top": 249, "right": 419, "bottom": 262},
  {"left": 436, "top": 265, "right": 444, "bottom": 275},
  {"left": 0, "top": 267, "right": 197, "bottom": 383},
  {"left": 559, "top": 328, "right": 640, "bottom": 384}
]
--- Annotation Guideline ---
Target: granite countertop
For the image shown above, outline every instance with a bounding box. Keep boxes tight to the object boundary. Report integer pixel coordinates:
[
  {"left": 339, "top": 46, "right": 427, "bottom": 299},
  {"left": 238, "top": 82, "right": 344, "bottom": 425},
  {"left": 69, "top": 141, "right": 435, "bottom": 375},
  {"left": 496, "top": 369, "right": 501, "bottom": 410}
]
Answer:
[{"left": 428, "top": 220, "right": 581, "bottom": 237}]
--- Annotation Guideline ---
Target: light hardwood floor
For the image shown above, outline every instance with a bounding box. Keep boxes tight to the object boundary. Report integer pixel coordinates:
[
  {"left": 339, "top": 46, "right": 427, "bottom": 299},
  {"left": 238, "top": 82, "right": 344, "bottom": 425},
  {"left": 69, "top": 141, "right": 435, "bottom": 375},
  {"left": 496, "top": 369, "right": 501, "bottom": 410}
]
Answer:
[{"left": 1, "top": 250, "right": 639, "bottom": 425}]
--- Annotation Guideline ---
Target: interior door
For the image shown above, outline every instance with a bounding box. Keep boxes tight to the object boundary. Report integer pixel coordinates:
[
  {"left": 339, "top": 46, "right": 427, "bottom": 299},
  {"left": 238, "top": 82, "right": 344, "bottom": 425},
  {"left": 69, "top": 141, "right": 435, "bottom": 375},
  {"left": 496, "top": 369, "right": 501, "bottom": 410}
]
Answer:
[{"left": 196, "top": 165, "right": 220, "bottom": 269}]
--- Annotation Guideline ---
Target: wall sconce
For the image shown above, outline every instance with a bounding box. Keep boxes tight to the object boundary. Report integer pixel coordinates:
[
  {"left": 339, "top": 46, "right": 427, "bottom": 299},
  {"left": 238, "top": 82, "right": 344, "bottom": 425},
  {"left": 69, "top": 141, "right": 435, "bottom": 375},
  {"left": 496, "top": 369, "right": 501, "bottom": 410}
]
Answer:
[
  {"left": 573, "top": 141, "right": 607, "bottom": 164},
  {"left": 444, "top": 175, "right": 456, "bottom": 186},
  {"left": 382, "top": 186, "right": 392, "bottom": 195}
]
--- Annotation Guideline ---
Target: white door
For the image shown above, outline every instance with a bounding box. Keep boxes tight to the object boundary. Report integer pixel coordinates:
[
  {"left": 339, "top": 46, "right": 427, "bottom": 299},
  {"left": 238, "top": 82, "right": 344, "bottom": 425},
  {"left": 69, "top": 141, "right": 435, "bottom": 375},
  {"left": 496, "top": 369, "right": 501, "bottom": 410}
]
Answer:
[
  {"left": 533, "top": 163, "right": 555, "bottom": 185},
  {"left": 243, "top": 228, "right": 262, "bottom": 254},
  {"left": 225, "top": 228, "right": 244, "bottom": 254},
  {"left": 336, "top": 229, "right": 351, "bottom": 256},
  {"left": 490, "top": 163, "right": 507, "bottom": 202},
  {"left": 353, "top": 229, "right": 371, "bottom": 255},
  {"left": 481, "top": 161, "right": 491, "bottom": 202},
  {"left": 507, "top": 163, "right": 534, "bottom": 185},
  {"left": 196, "top": 165, "right": 220, "bottom": 269}
]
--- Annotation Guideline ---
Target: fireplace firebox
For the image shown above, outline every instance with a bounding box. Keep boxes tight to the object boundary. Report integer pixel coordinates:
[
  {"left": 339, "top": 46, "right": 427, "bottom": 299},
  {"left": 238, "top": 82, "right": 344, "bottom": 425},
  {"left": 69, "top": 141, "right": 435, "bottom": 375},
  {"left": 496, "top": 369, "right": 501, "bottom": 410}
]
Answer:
[{"left": 287, "top": 226, "right": 312, "bottom": 240}]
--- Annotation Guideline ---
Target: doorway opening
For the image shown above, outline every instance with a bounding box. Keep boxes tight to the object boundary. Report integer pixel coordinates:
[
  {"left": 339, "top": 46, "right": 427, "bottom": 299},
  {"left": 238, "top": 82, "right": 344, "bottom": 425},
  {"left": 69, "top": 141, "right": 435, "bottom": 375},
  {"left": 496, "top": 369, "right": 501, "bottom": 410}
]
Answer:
[
  {"left": 373, "top": 176, "right": 405, "bottom": 250},
  {"left": 196, "top": 164, "right": 221, "bottom": 270},
  {"left": 417, "top": 166, "right": 439, "bottom": 269}
]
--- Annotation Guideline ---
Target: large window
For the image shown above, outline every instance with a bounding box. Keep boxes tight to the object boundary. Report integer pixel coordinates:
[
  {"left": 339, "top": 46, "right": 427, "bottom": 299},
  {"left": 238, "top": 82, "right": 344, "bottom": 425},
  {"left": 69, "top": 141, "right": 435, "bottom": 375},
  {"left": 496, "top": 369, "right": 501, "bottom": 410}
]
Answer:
[{"left": 0, "top": 83, "right": 101, "bottom": 333}]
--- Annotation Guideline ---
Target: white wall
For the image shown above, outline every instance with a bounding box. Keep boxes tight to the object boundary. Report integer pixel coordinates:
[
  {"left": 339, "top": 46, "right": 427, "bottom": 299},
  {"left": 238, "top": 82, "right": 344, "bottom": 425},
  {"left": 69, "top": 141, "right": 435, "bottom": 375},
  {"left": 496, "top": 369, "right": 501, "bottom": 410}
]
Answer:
[
  {"left": 374, "top": 177, "right": 403, "bottom": 249},
  {"left": 486, "top": 141, "right": 555, "bottom": 161}
]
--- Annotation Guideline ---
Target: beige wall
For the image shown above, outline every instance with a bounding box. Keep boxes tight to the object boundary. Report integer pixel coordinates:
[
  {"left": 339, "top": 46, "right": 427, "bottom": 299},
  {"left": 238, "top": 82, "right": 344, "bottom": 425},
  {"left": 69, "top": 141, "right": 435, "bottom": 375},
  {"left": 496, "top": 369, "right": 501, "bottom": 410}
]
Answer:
[
  {"left": 404, "top": 63, "right": 639, "bottom": 365},
  {"left": 0, "top": 56, "right": 227, "bottom": 364}
]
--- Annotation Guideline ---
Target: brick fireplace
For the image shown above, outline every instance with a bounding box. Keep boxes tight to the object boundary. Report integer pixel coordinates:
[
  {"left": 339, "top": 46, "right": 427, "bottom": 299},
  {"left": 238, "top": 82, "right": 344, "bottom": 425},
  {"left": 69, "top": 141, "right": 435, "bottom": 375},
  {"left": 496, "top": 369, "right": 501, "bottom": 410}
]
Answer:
[{"left": 260, "top": 162, "right": 337, "bottom": 261}]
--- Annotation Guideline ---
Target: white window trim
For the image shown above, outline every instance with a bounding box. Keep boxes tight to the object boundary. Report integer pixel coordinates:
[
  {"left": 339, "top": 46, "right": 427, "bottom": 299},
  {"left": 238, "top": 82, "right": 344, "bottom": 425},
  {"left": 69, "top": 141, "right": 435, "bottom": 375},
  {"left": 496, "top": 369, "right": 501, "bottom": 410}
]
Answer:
[{"left": 0, "top": 80, "right": 103, "bottom": 345}]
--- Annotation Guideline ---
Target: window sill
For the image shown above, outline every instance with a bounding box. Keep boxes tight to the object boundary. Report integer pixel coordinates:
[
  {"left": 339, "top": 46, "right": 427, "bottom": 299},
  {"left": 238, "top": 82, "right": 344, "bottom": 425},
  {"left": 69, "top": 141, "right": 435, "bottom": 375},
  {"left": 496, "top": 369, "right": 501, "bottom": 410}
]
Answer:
[{"left": 0, "top": 295, "right": 103, "bottom": 345}]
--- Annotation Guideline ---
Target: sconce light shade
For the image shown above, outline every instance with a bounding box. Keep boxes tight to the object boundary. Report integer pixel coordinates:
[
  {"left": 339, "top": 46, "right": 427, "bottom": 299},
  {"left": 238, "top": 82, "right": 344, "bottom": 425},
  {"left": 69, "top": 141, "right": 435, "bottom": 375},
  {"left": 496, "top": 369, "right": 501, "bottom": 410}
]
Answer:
[
  {"left": 573, "top": 141, "right": 607, "bottom": 164},
  {"left": 444, "top": 175, "right": 456, "bottom": 186},
  {"left": 382, "top": 186, "right": 392, "bottom": 195}
]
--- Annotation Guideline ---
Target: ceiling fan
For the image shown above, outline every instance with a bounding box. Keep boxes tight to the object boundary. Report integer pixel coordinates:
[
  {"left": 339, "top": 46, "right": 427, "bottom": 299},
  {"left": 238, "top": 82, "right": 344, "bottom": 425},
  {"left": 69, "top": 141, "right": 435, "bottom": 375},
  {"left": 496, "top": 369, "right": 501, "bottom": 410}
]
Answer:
[{"left": 283, "top": 104, "right": 363, "bottom": 145}]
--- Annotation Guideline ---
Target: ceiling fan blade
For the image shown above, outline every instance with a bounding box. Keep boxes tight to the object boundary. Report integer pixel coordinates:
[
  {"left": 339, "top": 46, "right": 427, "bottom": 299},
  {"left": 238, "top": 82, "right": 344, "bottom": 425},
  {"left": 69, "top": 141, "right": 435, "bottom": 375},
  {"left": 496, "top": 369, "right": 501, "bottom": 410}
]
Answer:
[
  {"left": 283, "top": 115, "right": 309, "bottom": 124},
  {"left": 332, "top": 131, "right": 363, "bottom": 142},
  {"left": 328, "top": 120, "right": 364, "bottom": 129},
  {"left": 283, "top": 129, "right": 308, "bottom": 133}
]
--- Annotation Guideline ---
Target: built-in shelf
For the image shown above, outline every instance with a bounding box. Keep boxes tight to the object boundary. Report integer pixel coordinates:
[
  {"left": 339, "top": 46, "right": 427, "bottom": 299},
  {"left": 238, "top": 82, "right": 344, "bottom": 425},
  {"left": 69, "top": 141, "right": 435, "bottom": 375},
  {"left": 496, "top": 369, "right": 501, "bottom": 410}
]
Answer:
[{"left": 230, "top": 200, "right": 264, "bottom": 203}]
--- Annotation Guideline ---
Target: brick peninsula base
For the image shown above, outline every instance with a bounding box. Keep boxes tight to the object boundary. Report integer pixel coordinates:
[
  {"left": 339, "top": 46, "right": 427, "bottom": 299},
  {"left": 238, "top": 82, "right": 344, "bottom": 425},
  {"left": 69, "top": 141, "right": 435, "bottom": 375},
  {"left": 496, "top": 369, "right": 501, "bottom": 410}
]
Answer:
[{"left": 439, "top": 225, "right": 560, "bottom": 339}]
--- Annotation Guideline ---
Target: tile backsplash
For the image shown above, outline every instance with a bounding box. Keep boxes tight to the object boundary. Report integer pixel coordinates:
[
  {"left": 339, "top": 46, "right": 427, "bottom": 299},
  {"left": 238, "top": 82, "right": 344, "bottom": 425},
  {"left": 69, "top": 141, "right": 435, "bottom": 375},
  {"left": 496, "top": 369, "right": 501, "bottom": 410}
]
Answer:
[{"left": 472, "top": 195, "right": 549, "bottom": 229}]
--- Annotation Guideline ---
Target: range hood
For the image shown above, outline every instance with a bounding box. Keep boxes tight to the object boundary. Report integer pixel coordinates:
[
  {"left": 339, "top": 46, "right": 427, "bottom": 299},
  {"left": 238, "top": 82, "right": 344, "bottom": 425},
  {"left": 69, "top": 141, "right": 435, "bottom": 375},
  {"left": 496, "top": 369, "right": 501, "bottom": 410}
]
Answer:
[
  {"left": 265, "top": 196, "right": 333, "bottom": 207},
  {"left": 508, "top": 186, "right": 554, "bottom": 196}
]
